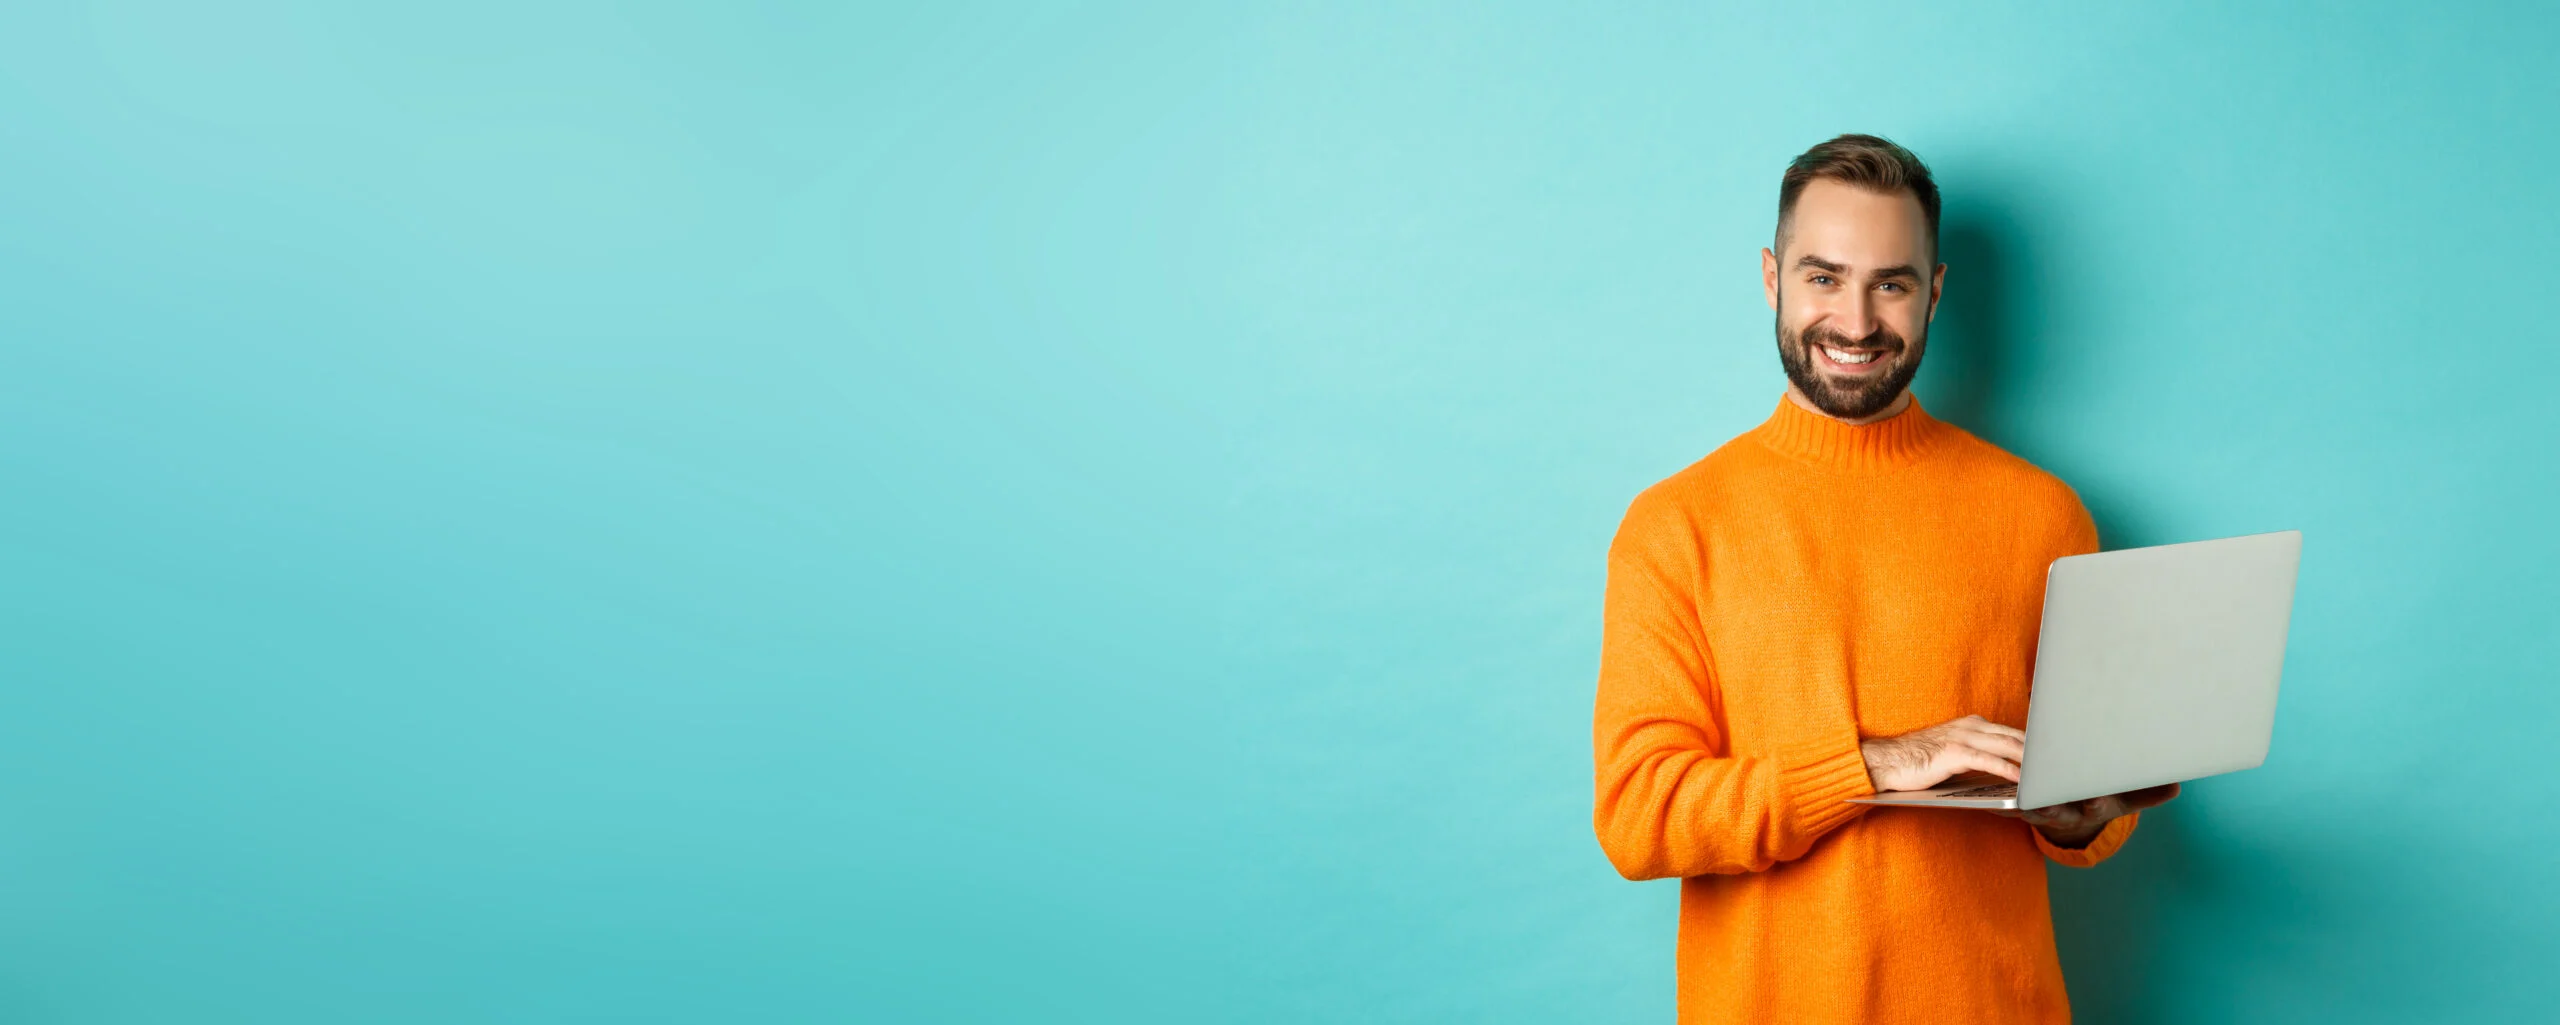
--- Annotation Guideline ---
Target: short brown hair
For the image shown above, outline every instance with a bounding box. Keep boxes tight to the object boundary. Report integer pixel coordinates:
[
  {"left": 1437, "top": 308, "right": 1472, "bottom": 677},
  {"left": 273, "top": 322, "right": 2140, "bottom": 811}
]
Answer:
[{"left": 1775, "top": 133, "right": 1940, "bottom": 263}]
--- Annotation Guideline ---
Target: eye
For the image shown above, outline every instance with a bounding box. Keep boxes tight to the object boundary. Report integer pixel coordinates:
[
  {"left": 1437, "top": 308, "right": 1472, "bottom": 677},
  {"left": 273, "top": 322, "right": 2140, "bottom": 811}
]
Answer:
[
  {"left": 1878, "top": 282, "right": 1905, "bottom": 293},
  {"left": 1811, "top": 274, "right": 1836, "bottom": 286}
]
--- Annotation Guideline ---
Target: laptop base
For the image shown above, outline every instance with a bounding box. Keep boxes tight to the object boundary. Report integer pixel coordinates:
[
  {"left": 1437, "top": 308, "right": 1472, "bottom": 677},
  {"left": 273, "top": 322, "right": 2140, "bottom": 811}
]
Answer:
[{"left": 1849, "top": 775, "right": 2021, "bottom": 809}]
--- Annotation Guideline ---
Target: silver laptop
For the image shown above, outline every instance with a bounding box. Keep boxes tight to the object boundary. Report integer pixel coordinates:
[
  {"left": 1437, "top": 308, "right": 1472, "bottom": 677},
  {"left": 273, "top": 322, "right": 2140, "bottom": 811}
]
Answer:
[{"left": 1849, "top": 529, "right": 2302, "bottom": 810}]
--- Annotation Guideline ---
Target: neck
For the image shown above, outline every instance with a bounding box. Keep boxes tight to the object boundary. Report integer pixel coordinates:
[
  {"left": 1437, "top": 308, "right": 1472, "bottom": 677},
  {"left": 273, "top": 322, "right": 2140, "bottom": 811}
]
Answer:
[{"left": 1785, "top": 384, "right": 1913, "bottom": 426}]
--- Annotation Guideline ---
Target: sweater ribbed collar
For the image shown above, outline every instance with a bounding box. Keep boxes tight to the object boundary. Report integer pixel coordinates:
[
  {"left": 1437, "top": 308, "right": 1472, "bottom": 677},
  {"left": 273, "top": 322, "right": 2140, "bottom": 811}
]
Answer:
[{"left": 1749, "top": 393, "right": 1949, "bottom": 472}]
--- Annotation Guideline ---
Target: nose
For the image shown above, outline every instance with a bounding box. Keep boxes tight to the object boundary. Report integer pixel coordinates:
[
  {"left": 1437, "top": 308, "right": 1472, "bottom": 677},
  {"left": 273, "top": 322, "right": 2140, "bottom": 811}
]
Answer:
[{"left": 1827, "top": 289, "right": 1877, "bottom": 343}]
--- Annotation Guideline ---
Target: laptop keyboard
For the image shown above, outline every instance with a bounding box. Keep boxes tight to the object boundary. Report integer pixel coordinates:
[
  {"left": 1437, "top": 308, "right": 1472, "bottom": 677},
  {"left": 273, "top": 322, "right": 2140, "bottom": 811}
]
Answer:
[{"left": 1943, "top": 783, "right": 2017, "bottom": 799}]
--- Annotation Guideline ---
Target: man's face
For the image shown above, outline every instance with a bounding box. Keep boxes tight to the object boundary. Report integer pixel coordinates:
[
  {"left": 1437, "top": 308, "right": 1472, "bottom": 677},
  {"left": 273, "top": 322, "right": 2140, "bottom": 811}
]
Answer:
[{"left": 1760, "top": 178, "right": 1946, "bottom": 421}]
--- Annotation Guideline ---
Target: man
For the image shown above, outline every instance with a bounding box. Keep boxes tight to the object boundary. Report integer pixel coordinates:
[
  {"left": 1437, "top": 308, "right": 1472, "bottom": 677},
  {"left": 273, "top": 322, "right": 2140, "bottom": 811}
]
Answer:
[{"left": 1590, "top": 133, "right": 2180, "bottom": 1023}]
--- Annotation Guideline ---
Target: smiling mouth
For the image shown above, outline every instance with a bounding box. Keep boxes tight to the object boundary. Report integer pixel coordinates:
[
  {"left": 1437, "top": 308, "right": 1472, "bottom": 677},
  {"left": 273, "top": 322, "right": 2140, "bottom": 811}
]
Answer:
[{"left": 1816, "top": 343, "right": 1890, "bottom": 370}]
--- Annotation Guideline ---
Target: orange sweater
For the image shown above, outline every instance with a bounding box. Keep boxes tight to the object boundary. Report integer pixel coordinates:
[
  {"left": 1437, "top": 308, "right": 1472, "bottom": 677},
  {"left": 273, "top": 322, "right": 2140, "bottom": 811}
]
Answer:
[{"left": 1593, "top": 396, "right": 2138, "bottom": 1024}]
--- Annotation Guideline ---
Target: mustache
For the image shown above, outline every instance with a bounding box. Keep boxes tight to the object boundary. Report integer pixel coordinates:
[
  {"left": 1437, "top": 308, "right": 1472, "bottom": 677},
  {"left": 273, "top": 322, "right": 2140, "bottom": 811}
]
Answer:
[{"left": 1797, "top": 324, "right": 1906, "bottom": 353}]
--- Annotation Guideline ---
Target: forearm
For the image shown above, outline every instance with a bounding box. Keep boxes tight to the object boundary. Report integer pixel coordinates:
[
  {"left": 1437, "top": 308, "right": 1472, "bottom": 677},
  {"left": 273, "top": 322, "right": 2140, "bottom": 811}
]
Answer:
[
  {"left": 1594, "top": 733, "right": 1873, "bottom": 879},
  {"left": 1591, "top": 532, "right": 1877, "bottom": 880}
]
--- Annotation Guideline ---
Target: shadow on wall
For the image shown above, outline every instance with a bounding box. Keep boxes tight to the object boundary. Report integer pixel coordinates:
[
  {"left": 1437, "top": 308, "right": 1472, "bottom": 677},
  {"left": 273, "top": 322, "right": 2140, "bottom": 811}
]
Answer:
[
  {"left": 1926, "top": 174, "right": 2476, "bottom": 1022},
  {"left": 1925, "top": 202, "right": 2184, "bottom": 1024},
  {"left": 1923, "top": 193, "right": 2159, "bottom": 544},
  {"left": 1914, "top": 216, "right": 2013, "bottom": 447}
]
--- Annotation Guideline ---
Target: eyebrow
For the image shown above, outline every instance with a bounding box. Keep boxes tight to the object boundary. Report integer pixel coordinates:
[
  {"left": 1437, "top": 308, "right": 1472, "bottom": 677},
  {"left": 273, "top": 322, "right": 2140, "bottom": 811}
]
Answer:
[{"left": 1792, "top": 254, "right": 1923, "bottom": 281}]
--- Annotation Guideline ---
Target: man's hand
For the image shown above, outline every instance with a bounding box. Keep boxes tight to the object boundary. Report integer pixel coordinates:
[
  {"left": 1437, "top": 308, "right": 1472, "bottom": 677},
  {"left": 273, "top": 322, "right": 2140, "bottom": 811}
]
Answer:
[
  {"left": 1859, "top": 715, "right": 2026, "bottom": 792},
  {"left": 1994, "top": 782, "right": 2181, "bottom": 848}
]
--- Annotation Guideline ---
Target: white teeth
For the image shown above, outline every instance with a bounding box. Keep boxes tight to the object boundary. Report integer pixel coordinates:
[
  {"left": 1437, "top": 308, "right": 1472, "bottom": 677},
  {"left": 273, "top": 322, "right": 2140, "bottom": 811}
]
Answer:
[{"left": 1822, "top": 345, "right": 1876, "bottom": 364}]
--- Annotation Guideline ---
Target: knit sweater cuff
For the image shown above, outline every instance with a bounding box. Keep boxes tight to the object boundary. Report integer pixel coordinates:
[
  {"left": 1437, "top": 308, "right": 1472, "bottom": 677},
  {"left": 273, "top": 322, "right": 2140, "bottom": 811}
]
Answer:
[
  {"left": 1779, "top": 731, "right": 1876, "bottom": 840},
  {"left": 2036, "top": 809, "right": 2139, "bottom": 867}
]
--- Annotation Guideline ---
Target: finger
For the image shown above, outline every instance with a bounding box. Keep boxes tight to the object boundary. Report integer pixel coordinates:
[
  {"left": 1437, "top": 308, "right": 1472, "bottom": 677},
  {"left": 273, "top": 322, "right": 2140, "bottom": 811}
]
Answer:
[
  {"left": 1966, "top": 719, "right": 2026, "bottom": 742},
  {"left": 1952, "top": 728, "right": 2026, "bottom": 762},
  {"left": 2119, "top": 782, "right": 2181, "bottom": 810},
  {"left": 1949, "top": 747, "right": 2020, "bottom": 781},
  {"left": 1941, "top": 738, "right": 2022, "bottom": 775},
  {"left": 2018, "top": 805, "right": 2071, "bottom": 827}
]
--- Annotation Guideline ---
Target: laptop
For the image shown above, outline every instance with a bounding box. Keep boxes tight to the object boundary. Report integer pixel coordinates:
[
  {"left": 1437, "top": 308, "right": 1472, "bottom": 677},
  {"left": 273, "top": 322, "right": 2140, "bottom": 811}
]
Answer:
[{"left": 1848, "top": 529, "right": 2302, "bottom": 810}]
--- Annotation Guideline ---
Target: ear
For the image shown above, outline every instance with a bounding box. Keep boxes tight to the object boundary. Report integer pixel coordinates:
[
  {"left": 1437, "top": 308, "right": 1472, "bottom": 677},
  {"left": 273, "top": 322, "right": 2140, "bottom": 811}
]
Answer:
[
  {"left": 1762, "top": 248, "right": 1781, "bottom": 311},
  {"left": 1926, "top": 261, "right": 1947, "bottom": 323}
]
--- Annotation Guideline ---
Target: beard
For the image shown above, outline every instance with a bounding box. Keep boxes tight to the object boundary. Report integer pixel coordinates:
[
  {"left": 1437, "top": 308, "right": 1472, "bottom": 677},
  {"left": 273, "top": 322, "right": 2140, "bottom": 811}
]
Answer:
[{"left": 1775, "top": 303, "right": 1926, "bottom": 420}]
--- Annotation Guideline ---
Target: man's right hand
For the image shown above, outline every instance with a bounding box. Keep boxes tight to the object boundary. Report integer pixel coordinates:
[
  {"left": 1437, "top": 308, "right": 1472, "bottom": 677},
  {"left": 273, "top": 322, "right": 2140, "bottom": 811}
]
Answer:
[{"left": 1859, "top": 715, "right": 2027, "bottom": 792}]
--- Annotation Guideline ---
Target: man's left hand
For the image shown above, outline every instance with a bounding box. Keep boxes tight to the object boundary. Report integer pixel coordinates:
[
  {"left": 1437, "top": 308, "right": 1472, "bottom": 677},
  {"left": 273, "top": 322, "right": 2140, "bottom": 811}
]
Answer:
[{"left": 1993, "top": 782, "right": 2181, "bottom": 849}]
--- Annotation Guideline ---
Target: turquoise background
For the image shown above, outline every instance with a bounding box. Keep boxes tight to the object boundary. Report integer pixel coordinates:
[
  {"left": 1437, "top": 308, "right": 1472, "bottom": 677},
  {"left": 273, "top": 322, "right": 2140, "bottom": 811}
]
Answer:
[{"left": 2, "top": 2, "right": 2552, "bottom": 1022}]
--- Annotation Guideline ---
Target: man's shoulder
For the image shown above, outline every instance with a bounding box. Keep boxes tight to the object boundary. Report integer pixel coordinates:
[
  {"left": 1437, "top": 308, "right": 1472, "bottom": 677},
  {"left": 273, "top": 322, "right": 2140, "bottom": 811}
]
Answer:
[
  {"left": 1609, "top": 435, "right": 1769, "bottom": 547},
  {"left": 1934, "top": 422, "right": 2094, "bottom": 524}
]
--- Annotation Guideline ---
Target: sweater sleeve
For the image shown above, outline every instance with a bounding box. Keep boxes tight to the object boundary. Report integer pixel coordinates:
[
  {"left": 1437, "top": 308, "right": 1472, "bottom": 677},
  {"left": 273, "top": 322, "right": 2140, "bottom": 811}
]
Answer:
[
  {"left": 2035, "top": 810, "right": 2139, "bottom": 867},
  {"left": 1591, "top": 504, "right": 1875, "bottom": 880}
]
